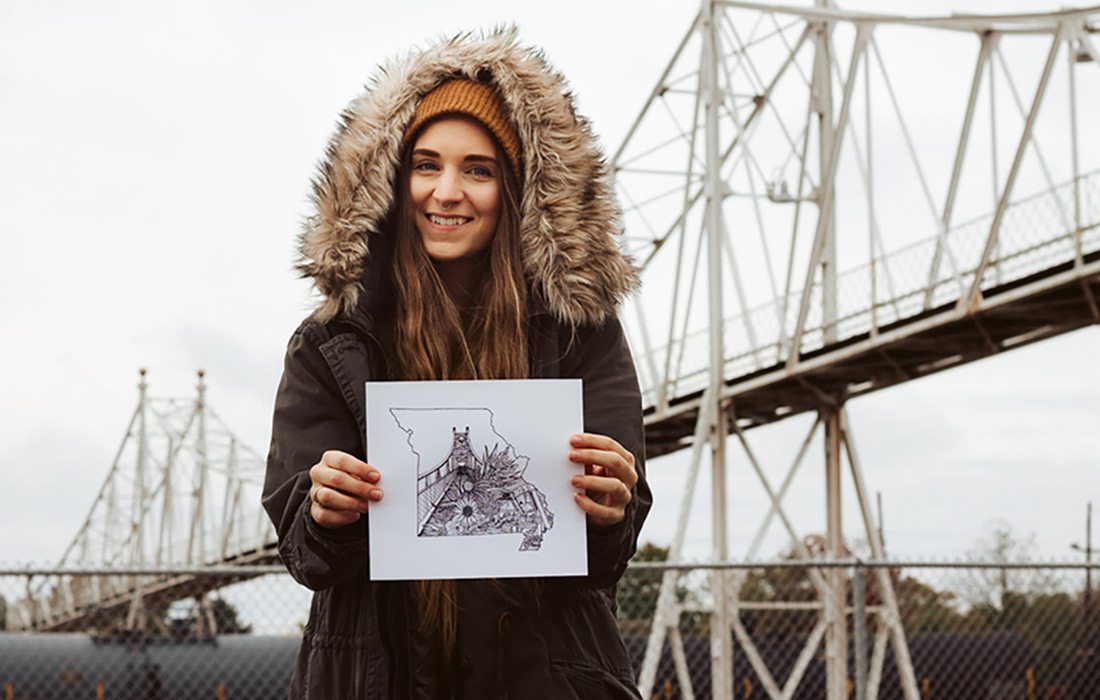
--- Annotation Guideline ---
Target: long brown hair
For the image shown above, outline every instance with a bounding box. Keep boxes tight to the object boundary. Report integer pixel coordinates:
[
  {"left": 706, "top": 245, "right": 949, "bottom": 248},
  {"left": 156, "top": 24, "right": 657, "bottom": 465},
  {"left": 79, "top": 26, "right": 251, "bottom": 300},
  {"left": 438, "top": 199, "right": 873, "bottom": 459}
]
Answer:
[{"left": 390, "top": 126, "right": 528, "bottom": 656}]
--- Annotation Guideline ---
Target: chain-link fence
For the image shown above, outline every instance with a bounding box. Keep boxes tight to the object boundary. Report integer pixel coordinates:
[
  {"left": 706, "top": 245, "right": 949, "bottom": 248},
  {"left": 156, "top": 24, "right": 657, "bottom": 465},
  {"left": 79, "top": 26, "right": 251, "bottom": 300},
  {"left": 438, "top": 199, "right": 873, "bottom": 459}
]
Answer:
[
  {"left": 619, "top": 559, "right": 1100, "bottom": 700},
  {"left": 1, "top": 560, "right": 1097, "bottom": 698}
]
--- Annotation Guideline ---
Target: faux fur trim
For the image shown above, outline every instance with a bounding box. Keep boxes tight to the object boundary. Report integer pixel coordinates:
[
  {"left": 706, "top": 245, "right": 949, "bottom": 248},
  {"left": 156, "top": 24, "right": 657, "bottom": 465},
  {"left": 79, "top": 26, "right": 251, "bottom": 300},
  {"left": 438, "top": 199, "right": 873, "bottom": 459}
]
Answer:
[{"left": 297, "top": 27, "right": 639, "bottom": 326}]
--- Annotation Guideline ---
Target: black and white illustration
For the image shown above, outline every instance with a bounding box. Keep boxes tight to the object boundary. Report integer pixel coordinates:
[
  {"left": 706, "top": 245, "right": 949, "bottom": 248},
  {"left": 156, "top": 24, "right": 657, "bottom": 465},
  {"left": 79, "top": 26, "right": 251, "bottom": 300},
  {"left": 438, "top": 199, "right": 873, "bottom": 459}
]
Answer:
[
  {"left": 390, "top": 409, "right": 554, "bottom": 551},
  {"left": 366, "top": 379, "right": 585, "bottom": 580}
]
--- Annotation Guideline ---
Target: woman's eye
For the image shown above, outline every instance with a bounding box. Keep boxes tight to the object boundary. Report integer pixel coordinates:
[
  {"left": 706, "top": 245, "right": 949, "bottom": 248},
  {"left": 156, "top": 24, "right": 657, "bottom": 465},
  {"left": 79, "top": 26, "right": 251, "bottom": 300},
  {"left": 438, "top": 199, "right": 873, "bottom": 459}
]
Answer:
[
  {"left": 470, "top": 166, "right": 494, "bottom": 178},
  {"left": 413, "top": 161, "right": 439, "bottom": 172}
]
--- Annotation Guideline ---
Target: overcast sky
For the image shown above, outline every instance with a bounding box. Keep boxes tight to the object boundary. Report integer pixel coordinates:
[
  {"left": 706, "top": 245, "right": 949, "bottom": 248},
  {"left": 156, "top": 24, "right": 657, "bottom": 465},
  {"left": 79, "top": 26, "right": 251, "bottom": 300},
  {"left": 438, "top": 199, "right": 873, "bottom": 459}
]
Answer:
[{"left": 1, "top": 0, "right": 1097, "bottom": 569}]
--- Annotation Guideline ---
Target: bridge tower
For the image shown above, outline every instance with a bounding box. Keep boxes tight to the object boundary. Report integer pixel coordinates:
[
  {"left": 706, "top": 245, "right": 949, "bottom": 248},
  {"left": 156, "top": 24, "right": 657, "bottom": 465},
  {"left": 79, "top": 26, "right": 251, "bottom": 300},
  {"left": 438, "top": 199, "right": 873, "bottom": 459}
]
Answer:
[
  {"left": 616, "top": 2, "right": 1100, "bottom": 698},
  {"left": 13, "top": 370, "right": 272, "bottom": 633}
]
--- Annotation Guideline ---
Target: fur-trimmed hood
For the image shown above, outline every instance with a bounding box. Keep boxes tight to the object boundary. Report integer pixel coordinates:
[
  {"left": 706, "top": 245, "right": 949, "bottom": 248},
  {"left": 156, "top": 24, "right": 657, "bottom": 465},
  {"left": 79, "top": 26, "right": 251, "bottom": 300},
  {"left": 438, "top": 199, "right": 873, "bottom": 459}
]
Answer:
[{"left": 297, "top": 27, "right": 638, "bottom": 327}]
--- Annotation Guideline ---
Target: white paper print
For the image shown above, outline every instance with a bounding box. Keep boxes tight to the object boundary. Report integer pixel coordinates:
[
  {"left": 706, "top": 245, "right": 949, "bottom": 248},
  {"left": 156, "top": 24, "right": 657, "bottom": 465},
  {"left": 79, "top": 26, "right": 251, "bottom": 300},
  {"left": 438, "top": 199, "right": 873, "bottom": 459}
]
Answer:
[{"left": 366, "top": 379, "right": 585, "bottom": 580}]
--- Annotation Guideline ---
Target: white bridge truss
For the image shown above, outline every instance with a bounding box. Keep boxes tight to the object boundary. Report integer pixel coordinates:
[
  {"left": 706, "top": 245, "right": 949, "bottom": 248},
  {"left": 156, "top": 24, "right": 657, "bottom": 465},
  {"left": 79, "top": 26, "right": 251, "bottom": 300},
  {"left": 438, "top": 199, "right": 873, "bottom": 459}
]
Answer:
[
  {"left": 618, "top": 2, "right": 1100, "bottom": 699},
  {"left": 11, "top": 370, "right": 274, "bottom": 633}
]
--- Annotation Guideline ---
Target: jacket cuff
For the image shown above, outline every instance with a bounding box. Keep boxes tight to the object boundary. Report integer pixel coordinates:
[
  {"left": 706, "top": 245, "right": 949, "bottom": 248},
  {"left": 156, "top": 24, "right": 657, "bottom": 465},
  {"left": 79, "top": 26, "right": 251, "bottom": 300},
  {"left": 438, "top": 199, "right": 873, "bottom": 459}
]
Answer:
[
  {"left": 299, "top": 494, "right": 369, "bottom": 550},
  {"left": 585, "top": 497, "right": 637, "bottom": 585}
]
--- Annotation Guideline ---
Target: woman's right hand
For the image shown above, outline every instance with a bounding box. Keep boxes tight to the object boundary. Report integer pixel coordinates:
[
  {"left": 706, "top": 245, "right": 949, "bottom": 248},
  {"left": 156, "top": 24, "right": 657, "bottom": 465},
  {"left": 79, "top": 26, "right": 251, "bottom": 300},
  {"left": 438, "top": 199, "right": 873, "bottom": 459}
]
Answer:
[{"left": 308, "top": 450, "right": 384, "bottom": 529}]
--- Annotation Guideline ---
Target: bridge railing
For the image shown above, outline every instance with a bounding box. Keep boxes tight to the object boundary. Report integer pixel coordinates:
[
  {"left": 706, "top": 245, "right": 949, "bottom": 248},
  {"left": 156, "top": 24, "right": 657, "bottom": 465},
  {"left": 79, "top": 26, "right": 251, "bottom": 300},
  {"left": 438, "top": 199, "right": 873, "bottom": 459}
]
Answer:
[{"left": 636, "top": 171, "right": 1100, "bottom": 409}]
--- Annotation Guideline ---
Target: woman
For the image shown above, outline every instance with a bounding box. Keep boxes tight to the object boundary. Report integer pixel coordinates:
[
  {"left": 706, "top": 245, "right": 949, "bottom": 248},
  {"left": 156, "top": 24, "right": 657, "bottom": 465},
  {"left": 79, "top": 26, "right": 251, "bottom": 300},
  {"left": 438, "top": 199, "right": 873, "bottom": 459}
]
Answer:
[{"left": 262, "top": 28, "right": 651, "bottom": 699}]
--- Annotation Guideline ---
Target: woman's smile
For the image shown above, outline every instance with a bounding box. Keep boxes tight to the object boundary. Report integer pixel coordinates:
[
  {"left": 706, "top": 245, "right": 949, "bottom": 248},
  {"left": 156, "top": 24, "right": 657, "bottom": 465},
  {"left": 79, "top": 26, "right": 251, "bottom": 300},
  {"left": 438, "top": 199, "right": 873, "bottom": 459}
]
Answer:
[{"left": 424, "top": 212, "right": 474, "bottom": 229}]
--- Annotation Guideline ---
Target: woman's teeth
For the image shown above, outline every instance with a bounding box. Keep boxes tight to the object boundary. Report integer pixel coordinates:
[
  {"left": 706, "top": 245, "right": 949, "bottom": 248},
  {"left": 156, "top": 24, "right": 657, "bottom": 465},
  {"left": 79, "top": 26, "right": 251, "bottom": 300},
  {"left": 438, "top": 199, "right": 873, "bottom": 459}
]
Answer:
[{"left": 428, "top": 214, "right": 469, "bottom": 226}]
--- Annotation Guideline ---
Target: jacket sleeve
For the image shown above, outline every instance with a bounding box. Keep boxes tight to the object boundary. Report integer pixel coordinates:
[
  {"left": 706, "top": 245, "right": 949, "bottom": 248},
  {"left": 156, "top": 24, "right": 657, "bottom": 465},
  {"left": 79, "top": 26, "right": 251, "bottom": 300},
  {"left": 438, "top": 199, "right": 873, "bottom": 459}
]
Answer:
[
  {"left": 261, "top": 322, "right": 370, "bottom": 591},
  {"left": 561, "top": 314, "right": 652, "bottom": 589}
]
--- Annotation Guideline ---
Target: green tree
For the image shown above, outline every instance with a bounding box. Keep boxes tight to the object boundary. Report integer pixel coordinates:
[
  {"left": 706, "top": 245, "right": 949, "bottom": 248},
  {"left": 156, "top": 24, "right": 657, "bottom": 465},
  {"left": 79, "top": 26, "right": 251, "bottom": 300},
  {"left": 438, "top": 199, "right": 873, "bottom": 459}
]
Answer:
[
  {"left": 207, "top": 596, "right": 252, "bottom": 634},
  {"left": 891, "top": 574, "right": 966, "bottom": 633},
  {"left": 739, "top": 540, "right": 967, "bottom": 638},
  {"left": 92, "top": 600, "right": 174, "bottom": 635},
  {"left": 93, "top": 596, "right": 252, "bottom": 636},
  {"left": 738, "top": 557, "right": 819, "bottom": 639},
  {"left": 170, "top": 596, "right": 254, "bottom": 635},
  {"left": 618, "top": 542, "right": 705, "bottom": 635},
  {"left": 618, "top": 542, "right": 672, "bottom": 635}
]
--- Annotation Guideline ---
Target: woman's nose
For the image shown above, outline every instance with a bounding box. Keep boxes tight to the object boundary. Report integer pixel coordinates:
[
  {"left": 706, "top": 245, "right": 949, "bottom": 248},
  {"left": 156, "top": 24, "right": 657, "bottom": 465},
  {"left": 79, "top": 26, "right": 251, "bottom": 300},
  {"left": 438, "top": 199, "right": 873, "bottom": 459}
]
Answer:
[{"left": 433, "top": 170, "right": 463, "bottom": 206}]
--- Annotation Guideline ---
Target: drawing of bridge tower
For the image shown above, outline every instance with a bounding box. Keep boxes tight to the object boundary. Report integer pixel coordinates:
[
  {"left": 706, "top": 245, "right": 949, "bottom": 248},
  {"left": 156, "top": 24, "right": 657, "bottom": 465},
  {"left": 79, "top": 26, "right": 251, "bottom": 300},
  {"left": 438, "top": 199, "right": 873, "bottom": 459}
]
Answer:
[
  {"left": 410, "top": 422, "right": 555, "bottom": 550},
  {"left": 417, "top": 426, "right": 476, "bottom": 532}
]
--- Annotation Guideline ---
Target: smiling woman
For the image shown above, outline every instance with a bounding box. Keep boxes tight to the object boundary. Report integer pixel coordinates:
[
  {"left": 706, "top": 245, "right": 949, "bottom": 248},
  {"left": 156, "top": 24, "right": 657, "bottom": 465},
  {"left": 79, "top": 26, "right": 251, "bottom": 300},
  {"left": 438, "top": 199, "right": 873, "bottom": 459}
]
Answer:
[
  {"left": 409, "top": 117, "right": 502, "bottom": 265},
  {"left": 261, "top": 28, "right": 651, "bottom": 699},
  {"left": 391, "top": 95, "right": 529, "bottom": 381}
]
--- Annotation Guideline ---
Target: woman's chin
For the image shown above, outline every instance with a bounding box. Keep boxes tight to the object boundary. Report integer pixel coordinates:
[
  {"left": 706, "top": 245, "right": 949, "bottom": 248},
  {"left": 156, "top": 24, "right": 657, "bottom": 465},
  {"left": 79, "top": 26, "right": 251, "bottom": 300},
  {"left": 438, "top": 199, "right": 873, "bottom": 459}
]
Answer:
[
  {"left": 425, "top": 247, "right": 466, "bottom": 263},
  {"left": 425, "top": 245, "right": 488, "bottom": 265}
]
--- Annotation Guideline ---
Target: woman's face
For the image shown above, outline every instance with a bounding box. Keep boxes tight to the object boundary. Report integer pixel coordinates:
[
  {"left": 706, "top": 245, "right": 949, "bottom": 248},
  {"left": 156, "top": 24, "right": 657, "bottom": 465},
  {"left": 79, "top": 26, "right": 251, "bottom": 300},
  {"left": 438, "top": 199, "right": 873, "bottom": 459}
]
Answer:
[{"left": 409, "top": 116, "right": 502, "bottom": 262}]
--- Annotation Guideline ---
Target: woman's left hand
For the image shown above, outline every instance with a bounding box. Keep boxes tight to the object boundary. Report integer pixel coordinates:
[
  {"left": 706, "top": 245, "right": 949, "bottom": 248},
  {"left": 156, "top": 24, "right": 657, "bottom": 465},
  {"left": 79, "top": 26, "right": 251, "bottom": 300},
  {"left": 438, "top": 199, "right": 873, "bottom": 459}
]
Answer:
[{"left": 568, "top": 432, "right": 638, "bottom": 527}]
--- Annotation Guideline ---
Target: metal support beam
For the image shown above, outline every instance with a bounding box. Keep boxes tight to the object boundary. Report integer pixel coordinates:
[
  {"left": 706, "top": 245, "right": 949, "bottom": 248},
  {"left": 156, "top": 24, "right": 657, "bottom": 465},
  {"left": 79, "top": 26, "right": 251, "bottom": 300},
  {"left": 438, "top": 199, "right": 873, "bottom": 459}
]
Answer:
[
  {"left": 637, "top": 390, "right": 715, "bottom": 698},
  {"left": 853, "top": 567, "right": 868, "bottom": 700},
  {"left": 789, "top": 22, "right": 869, "bottom": 365},
  {"left": 189, "top": 370, "right": 209, "bottom": 566},
  {"left": 823, "top": 409, "right": 848, "bottom": 700},
  {"left": 841, "top": 410, "right": 920, "bottom": 699},
  {"left": 924, "top": 32, "right": 998, "bottom": 308},
  {"left": 964, "top": 25, "right": 1066, "bottom": 311},
  {"left": 703, "top": 1, "right": 733, "bottom": 695}
]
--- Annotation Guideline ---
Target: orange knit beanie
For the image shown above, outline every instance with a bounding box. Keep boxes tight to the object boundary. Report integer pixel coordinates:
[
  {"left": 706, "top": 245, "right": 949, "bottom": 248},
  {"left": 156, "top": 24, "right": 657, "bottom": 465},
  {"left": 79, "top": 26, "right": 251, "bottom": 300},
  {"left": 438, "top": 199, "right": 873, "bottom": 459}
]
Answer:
[{"left": 403, "top": 79, "right": 521, "bottom": 178}]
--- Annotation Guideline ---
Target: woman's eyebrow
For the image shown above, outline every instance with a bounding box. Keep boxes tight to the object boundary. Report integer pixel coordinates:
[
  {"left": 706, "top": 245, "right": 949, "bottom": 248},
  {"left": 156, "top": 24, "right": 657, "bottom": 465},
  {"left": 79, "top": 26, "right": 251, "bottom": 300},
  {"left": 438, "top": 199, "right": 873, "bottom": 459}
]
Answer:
[{"left": 411, "top": 148, "right": 497, "bottom": 165}]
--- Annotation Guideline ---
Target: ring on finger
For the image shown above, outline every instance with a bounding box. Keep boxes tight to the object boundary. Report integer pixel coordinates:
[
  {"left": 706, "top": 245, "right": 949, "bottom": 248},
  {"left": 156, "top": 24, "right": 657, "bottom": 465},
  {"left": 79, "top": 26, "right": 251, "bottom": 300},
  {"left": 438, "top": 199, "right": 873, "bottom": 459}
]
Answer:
[{"left": 617, "top": 482, "right": 632, "bottom": 504}]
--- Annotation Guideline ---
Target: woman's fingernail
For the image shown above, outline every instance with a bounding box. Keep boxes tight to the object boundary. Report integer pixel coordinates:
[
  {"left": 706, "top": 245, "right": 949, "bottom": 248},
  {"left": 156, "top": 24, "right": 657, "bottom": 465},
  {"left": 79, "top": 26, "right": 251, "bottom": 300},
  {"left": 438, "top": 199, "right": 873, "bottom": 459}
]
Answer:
[
  {"left": 571, "top": 476, "right": 582, "bottom": 487},
  {"left": 370, "top": 489, "right": 383, "bottom": 501}
]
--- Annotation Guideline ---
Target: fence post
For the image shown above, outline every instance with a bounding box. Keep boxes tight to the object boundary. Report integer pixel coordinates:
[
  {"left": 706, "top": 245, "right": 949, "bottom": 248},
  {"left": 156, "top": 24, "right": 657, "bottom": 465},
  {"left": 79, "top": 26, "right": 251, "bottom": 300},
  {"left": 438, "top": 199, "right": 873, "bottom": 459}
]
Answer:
[{"left": 853, "top": 561, "right": 868, "bottom": 700}]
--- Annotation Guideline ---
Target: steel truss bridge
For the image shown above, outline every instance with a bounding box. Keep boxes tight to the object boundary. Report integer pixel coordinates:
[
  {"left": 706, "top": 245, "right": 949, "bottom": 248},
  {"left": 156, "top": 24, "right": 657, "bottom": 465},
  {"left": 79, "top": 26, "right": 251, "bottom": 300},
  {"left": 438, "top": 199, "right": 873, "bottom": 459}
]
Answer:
[
  {"left": 9, "top": 3, "right": 1100, "bottom": 699},
  {"left": 615, "top": 2, "right": 1100, "bottom": 699},
  {"left": 8, "top": 371, "right": 275, "bottom": 634}
]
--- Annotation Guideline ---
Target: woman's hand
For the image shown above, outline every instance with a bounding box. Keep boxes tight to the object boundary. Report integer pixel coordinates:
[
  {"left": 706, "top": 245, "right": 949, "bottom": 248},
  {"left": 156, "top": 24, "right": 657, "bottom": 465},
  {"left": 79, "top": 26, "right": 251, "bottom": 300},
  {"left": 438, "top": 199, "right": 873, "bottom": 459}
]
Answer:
[
  {"left": 308, "top": 450, "right": 383, "bottom": 529},
  {"left": 568, "top": 433, "right": 638, "bottom": 527}
]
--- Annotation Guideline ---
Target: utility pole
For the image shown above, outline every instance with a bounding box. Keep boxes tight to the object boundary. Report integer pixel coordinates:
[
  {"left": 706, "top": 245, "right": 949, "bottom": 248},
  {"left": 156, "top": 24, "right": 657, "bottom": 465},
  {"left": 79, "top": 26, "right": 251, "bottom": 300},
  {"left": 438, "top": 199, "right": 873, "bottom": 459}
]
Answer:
[{"left": 1071, "top": 502, "right": 1095, "bottom": 698}]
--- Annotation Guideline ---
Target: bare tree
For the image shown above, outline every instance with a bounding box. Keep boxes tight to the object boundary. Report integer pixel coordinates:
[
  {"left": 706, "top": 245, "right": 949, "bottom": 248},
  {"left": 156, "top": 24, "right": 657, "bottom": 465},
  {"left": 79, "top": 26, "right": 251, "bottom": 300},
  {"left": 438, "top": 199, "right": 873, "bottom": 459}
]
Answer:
[{"left": 955, "top": 520, "right": 1057, "bottom": 611}]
